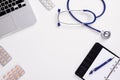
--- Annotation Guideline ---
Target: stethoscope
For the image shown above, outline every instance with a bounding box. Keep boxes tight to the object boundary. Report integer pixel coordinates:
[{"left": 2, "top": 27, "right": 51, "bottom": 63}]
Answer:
[{"left": 57, "top": 0, "right": 111, "bottom": 39}]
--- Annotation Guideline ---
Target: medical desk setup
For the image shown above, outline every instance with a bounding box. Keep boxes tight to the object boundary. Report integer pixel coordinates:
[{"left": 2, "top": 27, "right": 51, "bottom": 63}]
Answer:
[{"left": 0, "top": 0, "right": 120, "bottom": 80}]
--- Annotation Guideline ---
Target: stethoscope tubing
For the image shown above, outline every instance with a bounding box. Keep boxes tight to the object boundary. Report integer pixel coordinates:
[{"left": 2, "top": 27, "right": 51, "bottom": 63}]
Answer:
[
  {"left": 66, "top": 0, "right": 106, "bottom": 33},
  {"left": 57, "top": 0, "right": 111, "bottom": 39}
]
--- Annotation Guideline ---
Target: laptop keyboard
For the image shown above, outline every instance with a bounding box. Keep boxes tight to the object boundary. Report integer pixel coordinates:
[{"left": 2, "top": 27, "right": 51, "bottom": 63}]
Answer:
[{"left": 0, "top": 0, "right": 26, "bottom": 17}]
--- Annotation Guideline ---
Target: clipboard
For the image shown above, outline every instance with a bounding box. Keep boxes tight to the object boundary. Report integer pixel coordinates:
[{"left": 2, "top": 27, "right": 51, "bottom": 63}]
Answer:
[{"left": 75, "top": 43, "right": 120, "bottom": 80}]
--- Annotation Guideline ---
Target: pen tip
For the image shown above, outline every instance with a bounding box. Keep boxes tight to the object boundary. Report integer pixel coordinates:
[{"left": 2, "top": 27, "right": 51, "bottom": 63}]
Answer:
[{"left": 89, "top": 71, "right": 93, "bottom": 75}]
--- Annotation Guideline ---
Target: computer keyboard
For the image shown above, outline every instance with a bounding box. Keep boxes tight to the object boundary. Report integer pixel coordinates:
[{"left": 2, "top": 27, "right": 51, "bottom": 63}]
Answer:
[{"left": 0, "top": 0, "right": 26, "bottom": 17}]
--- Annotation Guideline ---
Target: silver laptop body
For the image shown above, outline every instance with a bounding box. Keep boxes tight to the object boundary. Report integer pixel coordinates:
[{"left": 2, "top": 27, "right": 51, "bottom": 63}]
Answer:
[{"left": 0, "top": 0, "right": 36, "bottom": 38}]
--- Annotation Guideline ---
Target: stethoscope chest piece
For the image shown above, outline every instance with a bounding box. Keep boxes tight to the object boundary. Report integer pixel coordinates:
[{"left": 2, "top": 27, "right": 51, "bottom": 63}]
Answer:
[{"left": 101, "top": 31, "right": 111, "bottom": 39}]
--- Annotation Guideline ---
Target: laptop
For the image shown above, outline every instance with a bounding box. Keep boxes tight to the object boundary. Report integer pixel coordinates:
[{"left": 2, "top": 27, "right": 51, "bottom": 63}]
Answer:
[{"left": 0, "top": 0, "right": 36, "bottom": 38}]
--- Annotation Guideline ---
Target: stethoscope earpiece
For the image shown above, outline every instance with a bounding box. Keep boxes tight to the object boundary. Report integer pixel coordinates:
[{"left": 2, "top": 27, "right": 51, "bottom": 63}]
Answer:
[{"left": 101, "top": 31, "right": 111, "bottom": 39}]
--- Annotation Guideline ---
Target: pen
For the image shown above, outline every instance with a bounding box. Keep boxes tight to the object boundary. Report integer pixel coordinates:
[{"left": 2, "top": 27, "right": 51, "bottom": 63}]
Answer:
[{"left": 89, "top": 57, "right": 114, "bottom": 75}]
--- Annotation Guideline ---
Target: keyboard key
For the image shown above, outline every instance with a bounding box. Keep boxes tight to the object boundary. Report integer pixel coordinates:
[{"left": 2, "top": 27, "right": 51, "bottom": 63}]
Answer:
[
  {"left": 16, "top": 0, "right": 24, "bottom": 4},
  {"left": 0, "top": 11, "right": 6, "bottom": 16},
  {"left": 0, "top": 0, "right": 2, "bottom": 3},
  {"left": 5, "top": 5, "right": 8, "bottom": 9},
  {"left": 18, "top": 4, "right": 22, "bottom": 8},
  {"left": 6, "top": 9, "right": 11, "bottom": 13},
  {"left": 1, "top": 2, "right": 5, "bottom": 6},
  {"left": 22, "top": 4, "right": 26, "bottom": 7},
  {"left": 8, "top": 0, "right": 12, "bottom": 3},
  {"left": 8, "top": 3, "right": 12, "bottom": 7},
  {"left": 10, "top": 7, "right": 14, "bottom": 11},
  {"left": 12, "top": 2, "right": 15, "bottom": 6},
  {"left": 15, "top": 7, "right": 18, "bottom": 10},
  {"left": 2, "top": 0, "right": 6, "bottom": 2},
  {"left": 5, "top": 1, "right": 9, "bottom": 5},
  {"left": 1, "top": 7, "right": 4, "bottom": 10}
]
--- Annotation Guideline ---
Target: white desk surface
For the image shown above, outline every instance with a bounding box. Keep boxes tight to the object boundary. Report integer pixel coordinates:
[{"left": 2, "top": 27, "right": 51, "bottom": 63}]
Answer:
[{"left": 0, "top": 0, "right": 120, "bottom": 80}]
